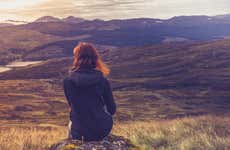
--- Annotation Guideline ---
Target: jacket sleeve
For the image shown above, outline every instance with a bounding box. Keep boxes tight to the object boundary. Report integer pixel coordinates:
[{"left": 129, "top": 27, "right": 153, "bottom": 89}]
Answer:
[
  {"left": 102, "top": 78, "right": 116, "bottom": 115},
  {"left": 63, "top": 78, "right": 73, "bottom": 107}
]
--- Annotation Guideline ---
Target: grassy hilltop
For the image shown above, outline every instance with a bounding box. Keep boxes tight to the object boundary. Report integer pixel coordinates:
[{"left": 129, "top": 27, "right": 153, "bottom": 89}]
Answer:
[{"left": 0, "top": 116, "right": 229, "bottom": 150}]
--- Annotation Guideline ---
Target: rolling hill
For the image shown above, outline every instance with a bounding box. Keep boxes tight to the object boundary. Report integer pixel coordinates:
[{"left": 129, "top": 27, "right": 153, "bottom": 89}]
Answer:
[
  {"left": 0, "top": 39, "right": 229, "bottom": 125},
  {"left": 0, "top": 14, "right": 230, "bottom": 124},
  {"left": 1, "top": 39, "right": 230, "bottom": 89},
  {"left": 1, "top": 14, "right": 230, "bottom": 65}
]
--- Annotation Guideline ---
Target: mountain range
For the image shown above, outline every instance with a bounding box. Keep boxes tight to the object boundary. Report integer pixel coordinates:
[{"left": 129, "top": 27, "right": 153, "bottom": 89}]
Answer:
[
  {"left": 0, "top": 14, "right": 230, "bottom": 65},
  {"left": 2, "top": 13, "right": 230, "bottom": 24}
]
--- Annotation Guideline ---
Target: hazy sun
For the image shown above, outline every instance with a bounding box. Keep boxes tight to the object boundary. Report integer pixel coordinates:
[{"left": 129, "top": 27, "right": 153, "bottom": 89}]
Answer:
[{"left": 0, "top": 0, "right": 45, "bottom": 9}]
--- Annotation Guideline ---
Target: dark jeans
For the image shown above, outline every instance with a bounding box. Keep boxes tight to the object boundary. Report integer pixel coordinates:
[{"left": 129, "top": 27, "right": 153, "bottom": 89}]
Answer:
[{"left": 67, "top": 120, "right": 111, "bottom": 141}]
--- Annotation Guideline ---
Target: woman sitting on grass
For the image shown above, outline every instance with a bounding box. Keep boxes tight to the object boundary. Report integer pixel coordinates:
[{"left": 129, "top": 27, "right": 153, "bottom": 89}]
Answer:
[{"left": 63, "top": 42, "right": 116, "bottom": 141}]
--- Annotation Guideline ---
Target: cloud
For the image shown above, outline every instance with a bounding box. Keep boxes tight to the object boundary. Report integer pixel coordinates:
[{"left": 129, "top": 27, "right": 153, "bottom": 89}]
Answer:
[{"left": 0, "top": 0, "right": 229, "bottom": 21}]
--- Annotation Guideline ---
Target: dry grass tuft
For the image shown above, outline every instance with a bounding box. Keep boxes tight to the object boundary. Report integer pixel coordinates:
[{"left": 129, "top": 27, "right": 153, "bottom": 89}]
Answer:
[
  {"left": 113, "top": 116, "right": 230, "bottom": 150},
  {"left": 0, "top": 116, "right": 229, "bottom": 150},
  {"left": 0, "top": 126, "right": 66, "bottom": 150}
]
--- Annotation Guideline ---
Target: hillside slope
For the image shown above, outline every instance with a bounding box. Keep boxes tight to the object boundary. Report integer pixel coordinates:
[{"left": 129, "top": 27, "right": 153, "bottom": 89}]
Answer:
[
  {"left": 0, "top": 40, "right": 229, "bottom": 124},
  {"left": 1, "top": 39, "right": 230, "bottom": 89}
]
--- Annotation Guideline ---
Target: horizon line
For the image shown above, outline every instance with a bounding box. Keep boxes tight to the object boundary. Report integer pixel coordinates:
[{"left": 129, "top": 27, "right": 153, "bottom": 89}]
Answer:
[{"left": 1, "top": 12, "right": 230, "bottom": 24}]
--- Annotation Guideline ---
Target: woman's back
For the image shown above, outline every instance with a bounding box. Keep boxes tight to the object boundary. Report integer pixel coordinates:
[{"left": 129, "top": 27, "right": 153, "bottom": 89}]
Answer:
[{"left": 64, "top": 67, "right": 116, "bottom": 141}]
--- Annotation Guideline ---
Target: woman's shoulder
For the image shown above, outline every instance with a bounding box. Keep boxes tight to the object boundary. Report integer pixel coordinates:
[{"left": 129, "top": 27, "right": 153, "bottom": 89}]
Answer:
[{"left": 64, "top": 68, "right": 108, "bottom": 86}]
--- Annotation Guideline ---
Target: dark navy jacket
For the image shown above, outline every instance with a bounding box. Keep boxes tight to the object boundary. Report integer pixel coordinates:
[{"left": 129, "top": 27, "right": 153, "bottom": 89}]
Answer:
[{"left": 63, "top": 68, "right": 116, "bottom": 141}]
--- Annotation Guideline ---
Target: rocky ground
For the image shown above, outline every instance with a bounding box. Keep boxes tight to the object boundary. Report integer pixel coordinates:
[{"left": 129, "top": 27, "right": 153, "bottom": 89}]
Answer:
[{"left": 49, "top": 134, "right": 140, "bottom": 150}]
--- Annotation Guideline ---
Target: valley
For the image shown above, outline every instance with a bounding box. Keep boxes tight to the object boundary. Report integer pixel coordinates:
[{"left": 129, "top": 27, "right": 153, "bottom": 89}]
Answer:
[
  {"left": 0, "top": 61, "right": 43, "bottom": 73},
  {"left": 0, "top": 15, "right": 230, "bottom": 149},
  {"left": 0, "top": 39, "right": 230, "bottom": 126}
]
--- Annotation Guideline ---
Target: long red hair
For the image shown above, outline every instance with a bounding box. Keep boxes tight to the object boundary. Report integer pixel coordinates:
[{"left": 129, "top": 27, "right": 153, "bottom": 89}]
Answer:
[{"left": 71, "top": 42, "right": 110, "bottom": 76}]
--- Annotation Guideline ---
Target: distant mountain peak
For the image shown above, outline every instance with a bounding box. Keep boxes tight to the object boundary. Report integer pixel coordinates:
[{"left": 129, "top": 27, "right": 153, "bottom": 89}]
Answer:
[
  {"left": 33, "top": 16, "right": 86, "bottom": 23},
  {"left": 214, "top": 14, "right": 230, "bottom": 19},
  {"left": 34, "top": 16, "right": 62, "bottom": 22},
  {"left": 169, "top": 15, "right": 210, "bottom": 20},
  {"left": 62, "top": 16, "right": 86, "bottom": 23}
]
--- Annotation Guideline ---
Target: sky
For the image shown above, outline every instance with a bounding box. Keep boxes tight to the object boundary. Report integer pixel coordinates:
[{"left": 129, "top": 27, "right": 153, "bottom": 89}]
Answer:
[{"left": 0, "top": 0, "right": 230, "bottom": 21}]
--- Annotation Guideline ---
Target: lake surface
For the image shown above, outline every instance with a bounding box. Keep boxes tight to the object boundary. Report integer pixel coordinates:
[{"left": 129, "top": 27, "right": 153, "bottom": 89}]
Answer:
[
  {"left": 0, "top": 67, "right": 11, "bottom": 73},
  {"left": 0, "top": 61, "right": 43, "bottom": 73}
]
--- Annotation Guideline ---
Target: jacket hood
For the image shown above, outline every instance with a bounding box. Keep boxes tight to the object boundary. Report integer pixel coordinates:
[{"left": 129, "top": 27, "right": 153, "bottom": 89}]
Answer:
[{"left": 69, "top": 68, "right": 104, "bottom": 87}]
